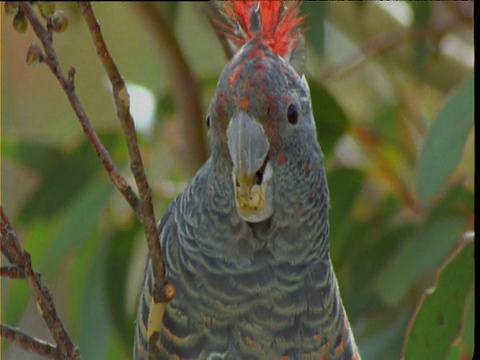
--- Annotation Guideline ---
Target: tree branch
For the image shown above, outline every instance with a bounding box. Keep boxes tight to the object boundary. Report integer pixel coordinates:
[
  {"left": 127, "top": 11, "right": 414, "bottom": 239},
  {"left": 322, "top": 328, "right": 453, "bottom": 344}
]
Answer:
[
  {"left": 0, "top": 265, "right": 26, "bottom": 279},
  {"left": 199, "top": 2, "right": 236, "bottom": 60},
  {"left": 133, "top": 2, "right": 208, "bottom": 176},
  {"left": 1, "top": 206, "right": 81, "bottom": 360},
  {"left": 1, "top": 324, "right": 61, "bottom": 360},
  {"left": 351, "top": 125, "right": 417, "bottom": 211},
  {"left": 77, "top": 2, "right": 173, "bottom": 304},
  {"left": 18, "top": 1, "right": 142, "bottom": 220},
  {"left": 320, "top": 3, "right": 472, "bottom": 86}
]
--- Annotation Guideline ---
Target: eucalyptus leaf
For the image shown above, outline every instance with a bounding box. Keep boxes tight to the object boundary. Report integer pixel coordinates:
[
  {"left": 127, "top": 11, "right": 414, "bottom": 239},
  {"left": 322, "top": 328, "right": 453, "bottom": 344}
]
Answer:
[
  {"left": 373, "top": 217, "right": 466, "bottom": 305},
  {"left": 309, "top": 80, "right": 349, "bottom": 158},
  {"left": 417, "top": 73, "right": 474, "bottom": 205},
  {"left": 402, "top": 241, "right": 474, "bottom": 359},
  {"left": 105, "top": 221, "right": 141, "bottom": 351}
]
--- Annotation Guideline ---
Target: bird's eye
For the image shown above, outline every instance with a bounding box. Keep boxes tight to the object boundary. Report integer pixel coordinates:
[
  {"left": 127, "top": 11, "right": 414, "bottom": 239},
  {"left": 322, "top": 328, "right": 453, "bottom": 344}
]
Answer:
[
  {"left": 206, "top": 115, "right": 211, "bottom": 128},
  {"left": 287, "top": 104, "right": 298, "bottom": 125}
]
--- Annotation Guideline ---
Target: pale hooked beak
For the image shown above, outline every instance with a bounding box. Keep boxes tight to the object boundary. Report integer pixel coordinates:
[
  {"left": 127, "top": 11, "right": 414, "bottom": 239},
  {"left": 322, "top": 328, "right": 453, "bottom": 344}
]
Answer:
[{"left": 227, "top": 111, "right": 274, "bottom": 223}]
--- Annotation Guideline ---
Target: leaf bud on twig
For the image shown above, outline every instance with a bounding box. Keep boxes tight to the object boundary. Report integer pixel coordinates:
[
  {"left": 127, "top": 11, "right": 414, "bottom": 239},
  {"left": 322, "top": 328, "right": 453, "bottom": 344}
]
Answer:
[
  {"left": 38, "top": 2, "right": 56, "bottom": 19},
  {"left": 13, "top": 10, "right": 28, "bottom": 33},
  {"left": 26, "top": 43, "right": 44, "bottom": 68},
  {"left": 4, "top": 2, "right": 19, "bottom": 17},
  {"left": 51, "top": 10, "right": 68, "bottom": 33}
]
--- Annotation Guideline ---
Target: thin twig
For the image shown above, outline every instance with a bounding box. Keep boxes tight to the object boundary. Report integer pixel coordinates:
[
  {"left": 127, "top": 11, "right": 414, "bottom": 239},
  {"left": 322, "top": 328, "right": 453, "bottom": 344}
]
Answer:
[
  {"left": 0, "top": 265, "right": 26, "bottom": 279},
  {"left": 1, "top": 324, "right": 62, "bottom": 360},
  {"left": 1, "top": 206, "right": 81, "bottom": 359},
  {"left": 319, "top": 16, "right": 470, "bottom": 82},
  {"left": 18, "top": 1, "right": 142, "bottom": 219},
  {"left": 77, "top": 2, "right": 173, "bottom": 304},
  {"left": 199, "top": 2, "right": 236, "bottom": 60},
  {"left": 351, "top": 125, "right": 417, "bottom": 211},
  {"left": 134, "top": 2, "right": 208, "bottom": 176},
  {"left": 1, "top": 215, "right": 25, "bottom": 267}
]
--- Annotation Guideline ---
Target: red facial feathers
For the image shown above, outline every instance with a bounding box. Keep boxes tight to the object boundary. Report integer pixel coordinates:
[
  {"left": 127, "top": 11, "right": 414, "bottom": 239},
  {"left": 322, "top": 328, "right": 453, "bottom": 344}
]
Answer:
[{"left": 224, "top": 1, "right": 305, "bottom": 59}]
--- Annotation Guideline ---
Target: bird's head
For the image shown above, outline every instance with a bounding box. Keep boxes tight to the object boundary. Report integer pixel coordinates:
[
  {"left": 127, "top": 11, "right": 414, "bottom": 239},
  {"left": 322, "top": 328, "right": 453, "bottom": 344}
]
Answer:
[{"left": 207, "top": 0, "right": 317, "bottom": 223}]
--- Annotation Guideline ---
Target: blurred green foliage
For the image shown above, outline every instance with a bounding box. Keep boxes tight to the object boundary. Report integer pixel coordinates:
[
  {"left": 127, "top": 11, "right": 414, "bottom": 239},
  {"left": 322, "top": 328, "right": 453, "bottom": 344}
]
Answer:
[{"left": 2, "top": 2, "right": 473, "bottom": 359}]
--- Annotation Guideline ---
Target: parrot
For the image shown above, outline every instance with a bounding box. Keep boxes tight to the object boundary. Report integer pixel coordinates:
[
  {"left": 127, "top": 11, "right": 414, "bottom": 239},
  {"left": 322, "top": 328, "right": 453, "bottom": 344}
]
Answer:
[{"left": 134, "top": 1, "right": 360, "bottom": 359}]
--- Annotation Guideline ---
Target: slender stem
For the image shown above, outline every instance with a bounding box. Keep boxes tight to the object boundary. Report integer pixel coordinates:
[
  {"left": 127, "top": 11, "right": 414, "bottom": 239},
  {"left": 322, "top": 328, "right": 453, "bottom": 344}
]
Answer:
[
  {"left": 134, "top": 2, "right": 208, "bottom": 176},
  {"left": 1, "top": 324, "right": 62, "bottom": 360},
  {"left": 199, "top": 2, "right": 236, "bottom": 60},
  {"left": 78, "top": 2, "right": 172, "bottom": 304},
  {"left": 18, "top": 2, "right": 142, "bottom": 219},
  {"left": 320, "top": 16, "right": 470, "bottom": 83},
  {"left": 1, "top": 207, "right": 81, "bottom": 359},
  {"left": 0, "top": 265, "right": 26, "bottom": 279},
  {"left": 351, "top": 125, "right": 417, "bottom": 211}
]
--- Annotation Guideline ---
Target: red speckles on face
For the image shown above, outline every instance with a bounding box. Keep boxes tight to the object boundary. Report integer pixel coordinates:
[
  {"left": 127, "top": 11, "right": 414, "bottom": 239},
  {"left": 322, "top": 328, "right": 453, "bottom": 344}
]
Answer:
[
  {"left": 230, "top": 64, "right": 243, "bottom": 85},
  {"left": 240, "top": 96, "right": 250, "bottom": 110},
  {"left": 279, "top": 153, "right": 287, "bottom": 164}
]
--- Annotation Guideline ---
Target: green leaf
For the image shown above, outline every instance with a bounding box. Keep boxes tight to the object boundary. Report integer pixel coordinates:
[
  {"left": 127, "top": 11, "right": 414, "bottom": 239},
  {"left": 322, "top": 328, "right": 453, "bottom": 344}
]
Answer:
[
  {"left": 327, "top": 168, "right": 364, "bottom": 269},
  {"left": 3, "top": 179, "right": 112, "bottom": 333},
  {"left": 105, "top": 221, "right": 140, "bottom": 352},
  {"left": 459, "top": 292, "right": 474, "bottom": 358},
  {"left": 3, "top": 140, "right": 63, "bottom": 173},
  {"left": 327, "top": 168, "right": 364, "bottom": 258},
  {"left": 446, "top": 343, "right": 461, "bottom": 360},
  {"left": 357, "top": 310, "right": 410, "bottom": 360},
  {"left": 43, "top": 178, "right": 113, "bottom": 270},
  {"left": 302, "top": 1, "right": 327, "bottom": 57},
  {"left": 402, "top": 240, "right": 474, "bottom": 359},
  {"left": 373, "top": 103, "right": 399, "bottom": 141},
  {"left": 18, "top": 133, "right": 119, "bottom": 222},
  {"left": 309, "top": 80, "right": 349, "bottom": 158},
  {"left": 417, "top": 73, "right": 474, "bottom": 205},
  {"left": 428, "top": 185, "right": 474, "bottom": 221},
  {"left": 373, "top": 217, "right": 466, "bottom": 305},
  {"left": 1, "top": 280, "right": 30, "bottom": 328},
  {"left": 345, "top": 223, "right": 419, "bottom": 319},
  {"left": 2, "top": 220, "right": 50, "bottom": 326},
  {"left": 68, "top": 223, "right": 106, "bottom": 340},
  {"left": 410, "top": 1, "right": 431, "bottom": 76},
  {"left": 77, "top": 229, "right": 113, "bottom": 360}
]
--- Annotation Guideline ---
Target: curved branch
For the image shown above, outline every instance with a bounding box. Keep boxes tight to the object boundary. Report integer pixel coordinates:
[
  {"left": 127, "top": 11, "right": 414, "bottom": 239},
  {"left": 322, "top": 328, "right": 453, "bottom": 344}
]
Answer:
[
  {"left": 18, "top": 1, "right": 142, "bottom": 219},
  {"left": 1, "top": 207, "right": 81, "bottom": 360},
  {"left": 199, "top": 2, "right": 236, "bottom": 60},
  {"left": 321, "top": 2, "right": 472, "bottom": 88},
  {"left": 77, "top": 2, "right": 172, "bottom": 304},
  {"left": 0, "top": 265, "right": 26, "bottom": 279},
  {"left": 351, "top": 125, "right": 416, "bottom": 211},
  {"left": 1, "top": 324, "right": 61, "bottom": 360},
  {"left": 133, "top": 2, "right": 208, "bottom": 176}
]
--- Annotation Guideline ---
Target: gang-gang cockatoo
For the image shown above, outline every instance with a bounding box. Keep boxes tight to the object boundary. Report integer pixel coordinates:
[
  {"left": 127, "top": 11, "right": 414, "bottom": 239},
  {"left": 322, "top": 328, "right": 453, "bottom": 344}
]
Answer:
[{"left": 134, "top": 1, "right": 360, "bottom": 359}]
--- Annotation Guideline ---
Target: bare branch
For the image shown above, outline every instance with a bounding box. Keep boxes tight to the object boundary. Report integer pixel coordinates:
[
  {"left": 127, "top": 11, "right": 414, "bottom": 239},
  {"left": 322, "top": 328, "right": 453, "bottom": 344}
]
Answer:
[
  {"left": 199, "top": 2, "right": 236, "bottom": 60},
  {"left": 351, "top": 125, "right": 417, "bottom": 212},
  {"left": 18, "top": 1, "right": 142, "bottom": 219},
  {"left": 1, "top": 324, "right": 62, "bottom": 360},
  {"left": 320, "top": 5, "right": 471, "bottom": 84},
  {"left": 1, "top": 213, "right": 25, "bottom": 267},
  {"left": 1, "top": 206, "right": 81, "bottom": 359},
  {"left": 77, "top": 2, "right": 173, "bottom": 304},
  {"left": 0, "top": 265, "right": 26, "bottom": 279},
  {"left": 133, "top": 2, "right": 208, "bottom": 176}
]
